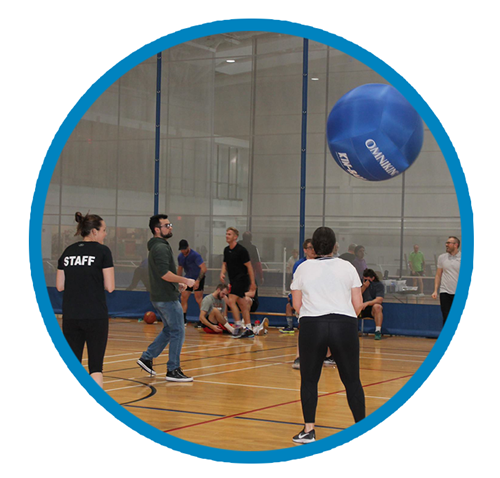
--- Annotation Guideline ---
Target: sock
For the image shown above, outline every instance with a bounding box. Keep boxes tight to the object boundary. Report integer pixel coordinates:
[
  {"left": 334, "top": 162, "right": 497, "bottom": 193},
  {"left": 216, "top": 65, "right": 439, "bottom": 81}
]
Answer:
[
  {"left": 286, "top": 316, "right": 294, "bottom": 328},
  {"left": 224, "top": 322, "right": 234, "bottom": 333},
  {"left": 375, "top": 326, "right": 381, "bottom": 332}
]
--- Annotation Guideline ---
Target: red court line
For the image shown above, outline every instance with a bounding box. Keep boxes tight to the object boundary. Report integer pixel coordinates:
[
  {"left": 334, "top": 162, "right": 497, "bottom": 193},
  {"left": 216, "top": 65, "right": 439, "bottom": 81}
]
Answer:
[{"left": 164, "top": 373, "right": 413, "bottom": 433}]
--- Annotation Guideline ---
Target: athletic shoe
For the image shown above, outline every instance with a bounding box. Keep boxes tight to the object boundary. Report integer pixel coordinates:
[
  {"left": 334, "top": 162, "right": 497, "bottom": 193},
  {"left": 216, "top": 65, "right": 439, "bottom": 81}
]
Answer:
[
  {"left": 253, "top": 317, "right": 269, "bottom": 336},
  {"left": 279, "top": 326, "right": 295, "bottom": 334},
  {"left": 137, "top": 358, "right": 156, "bottom": 376},
  {"left": 292, "top": 428, "right": 316, "bottom": 444},
  {"left": 324, "top": 356, "right": 336, "bottom": 367},
  {"left": 292, "top": 357, "right": 300, "bottom": 369},
  {"left": 232, "top": 324, "right": 243, "bottom": 336},
  {"left": 234, "top": 327, "right": 255, "bottom": 339},
  {"left": 166, "top": 368, "right": 193, "bottom": 382},
  {"left": 374, "top": 330, "right": 382, "bottom": 340},
  {"left": 194, "top": 321, "right": 204, "bottom": 328}
]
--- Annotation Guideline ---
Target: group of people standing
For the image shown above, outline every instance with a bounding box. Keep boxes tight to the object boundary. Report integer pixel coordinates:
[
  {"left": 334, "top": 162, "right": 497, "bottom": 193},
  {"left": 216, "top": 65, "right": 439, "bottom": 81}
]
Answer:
[
  {"left": 56, "top": 212, "right": 267, "bottom": 388},
  {"left": 55, "top": 210, "right": 461, "bottom": 444}
]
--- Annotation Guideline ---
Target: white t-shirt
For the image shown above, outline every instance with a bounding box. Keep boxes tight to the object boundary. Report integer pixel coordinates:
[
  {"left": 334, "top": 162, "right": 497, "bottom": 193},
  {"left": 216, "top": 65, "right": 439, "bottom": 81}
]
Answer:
[
  {"left": 437, "top": 251, "right": 461, "bottom": 294},
  {"left": 290, "top": 257, "right": 361, "bottom": 318}
]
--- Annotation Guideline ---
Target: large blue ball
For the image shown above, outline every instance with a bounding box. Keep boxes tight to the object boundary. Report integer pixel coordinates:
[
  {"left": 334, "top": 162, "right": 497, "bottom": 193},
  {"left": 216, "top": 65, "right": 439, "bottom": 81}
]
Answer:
[{"left": 327, "top": 83, "right": 423, "bottom": 181}]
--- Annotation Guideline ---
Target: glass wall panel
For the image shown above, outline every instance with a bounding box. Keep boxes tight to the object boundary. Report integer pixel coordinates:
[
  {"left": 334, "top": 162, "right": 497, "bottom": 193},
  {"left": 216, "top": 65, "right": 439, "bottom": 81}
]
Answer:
[{"left": 42, "top": 31, "right": 461, "bottom": 302}]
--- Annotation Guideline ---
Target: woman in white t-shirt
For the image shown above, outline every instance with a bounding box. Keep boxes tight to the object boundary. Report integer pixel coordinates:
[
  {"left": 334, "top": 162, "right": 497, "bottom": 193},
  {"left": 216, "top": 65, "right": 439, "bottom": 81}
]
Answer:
[{"left": 290, "top": 227, "right": 365, "bottom": 444}]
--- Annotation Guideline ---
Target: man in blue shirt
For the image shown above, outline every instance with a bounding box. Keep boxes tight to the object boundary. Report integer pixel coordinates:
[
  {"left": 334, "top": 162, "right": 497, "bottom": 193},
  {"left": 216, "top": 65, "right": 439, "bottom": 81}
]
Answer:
[
  {"left": 177, "top": 239, "right": 207, "bottom": 326},
  {"left": 281, "top": 239, "right": 315, "bottom": 335}
]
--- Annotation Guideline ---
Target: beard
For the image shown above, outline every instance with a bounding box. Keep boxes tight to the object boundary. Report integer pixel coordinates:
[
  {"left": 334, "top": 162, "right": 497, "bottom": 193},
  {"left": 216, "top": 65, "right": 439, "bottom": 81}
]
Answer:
[{"left": 161, "top": 231, "right": 173, "bottom": 240}]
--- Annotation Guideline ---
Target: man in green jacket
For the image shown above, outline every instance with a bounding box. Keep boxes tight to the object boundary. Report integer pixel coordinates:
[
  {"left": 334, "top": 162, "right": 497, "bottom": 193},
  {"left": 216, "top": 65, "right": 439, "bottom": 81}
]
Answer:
[{"left": 137, "top": 214, "right": 195, "bottom": 381}]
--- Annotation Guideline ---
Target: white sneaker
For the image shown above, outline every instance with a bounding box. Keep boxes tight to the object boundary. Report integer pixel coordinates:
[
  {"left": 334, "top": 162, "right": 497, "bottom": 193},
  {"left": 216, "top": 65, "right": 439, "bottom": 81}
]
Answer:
[{"left": 253, "top": 317, "right": 269, "bottom": 336}]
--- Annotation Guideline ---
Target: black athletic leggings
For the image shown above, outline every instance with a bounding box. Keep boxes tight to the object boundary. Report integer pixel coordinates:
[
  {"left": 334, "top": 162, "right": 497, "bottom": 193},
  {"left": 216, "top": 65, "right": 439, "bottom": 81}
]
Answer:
[
  {"left": 299, "top": 314, "right": 365, "bottom": 424},
  {"left": 63, "top": 319, "right": 109, "bottom": 374},
  {"left": 439, "top": 293, "right": 454, "bottom": 325}
]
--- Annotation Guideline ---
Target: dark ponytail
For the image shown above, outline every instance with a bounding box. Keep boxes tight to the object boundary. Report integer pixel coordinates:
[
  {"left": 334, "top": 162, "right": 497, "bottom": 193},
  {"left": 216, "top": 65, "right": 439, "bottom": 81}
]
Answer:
[
  {"left": 75, "top": 211, "right": 103, "bottom": 238},
  {"left": 312, "top": 227, "right": 336, "bottom": 256}
]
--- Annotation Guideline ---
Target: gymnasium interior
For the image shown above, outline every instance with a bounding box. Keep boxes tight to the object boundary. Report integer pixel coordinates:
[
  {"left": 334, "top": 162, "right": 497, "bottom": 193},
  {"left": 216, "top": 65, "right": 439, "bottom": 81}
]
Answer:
[{"left": 40, "top": 31, "right": 463, "bottom": 453}]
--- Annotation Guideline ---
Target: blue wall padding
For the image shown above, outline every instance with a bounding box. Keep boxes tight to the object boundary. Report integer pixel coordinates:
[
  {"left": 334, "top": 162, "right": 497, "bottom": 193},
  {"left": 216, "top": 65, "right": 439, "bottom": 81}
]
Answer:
[{"left": 47, "top": 288, "right": 442, "bottom": 338}]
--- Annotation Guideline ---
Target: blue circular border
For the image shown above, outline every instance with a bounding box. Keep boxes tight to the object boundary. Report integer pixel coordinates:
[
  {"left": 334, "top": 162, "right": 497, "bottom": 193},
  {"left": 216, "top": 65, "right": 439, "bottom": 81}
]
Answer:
[{"left": 29, "top": 19, "right": 473, "bottom": 464}]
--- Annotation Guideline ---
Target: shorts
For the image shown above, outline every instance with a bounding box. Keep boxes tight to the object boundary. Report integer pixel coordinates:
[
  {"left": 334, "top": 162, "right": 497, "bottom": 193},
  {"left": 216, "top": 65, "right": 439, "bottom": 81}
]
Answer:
[
  {"left": 186, "top": 276, "right": 205, "bottom": 292},
  {"left": 203, "top": 324, "right": 225, "bottom": 334},
  {"left": 360, "top": 306, "right": 374, "bottom": 318},
  {"left": 62, "top": 318, "right": 109, "bottom": 374},
  {"left": 411, "top": 271, "right": 424, "bottom": 276},
  {"left": 229, "top": 277, "right": 250, "bottom": 298}
]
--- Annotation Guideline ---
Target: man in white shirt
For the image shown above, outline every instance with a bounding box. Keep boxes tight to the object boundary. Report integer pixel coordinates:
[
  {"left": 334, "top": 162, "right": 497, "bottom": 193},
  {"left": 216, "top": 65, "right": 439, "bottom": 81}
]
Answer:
[{"left": 432, "top": 236, "right": 461, "bottom": 325}]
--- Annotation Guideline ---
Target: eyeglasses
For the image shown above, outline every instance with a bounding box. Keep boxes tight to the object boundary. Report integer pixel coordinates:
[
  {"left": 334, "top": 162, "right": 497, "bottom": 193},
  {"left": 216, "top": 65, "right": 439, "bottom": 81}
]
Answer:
[
  {"left": 161, "top": 224, "right": 173, "bottom": 229},
  {"left": 445, "top": 241, "right": 455, "bottom": 245}
]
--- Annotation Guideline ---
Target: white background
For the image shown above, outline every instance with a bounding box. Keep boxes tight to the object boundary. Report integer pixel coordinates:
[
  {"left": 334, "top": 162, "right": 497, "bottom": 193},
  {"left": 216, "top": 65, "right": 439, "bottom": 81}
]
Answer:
[{"left": 2, "top": 1, "right": 496, "bottom": 476}]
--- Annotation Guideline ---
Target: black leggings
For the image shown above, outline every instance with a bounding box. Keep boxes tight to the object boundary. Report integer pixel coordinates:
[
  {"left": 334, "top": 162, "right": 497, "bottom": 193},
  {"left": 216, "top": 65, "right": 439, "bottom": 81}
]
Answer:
[
  {"left": 299, "top": 314, "right": 365, "bottom": 424},
  {"left": 63, "top": 319, "right": 109, "bottom": 374},
  {"left": 439, "top": 293, "right": 454, "bottom": 325}
]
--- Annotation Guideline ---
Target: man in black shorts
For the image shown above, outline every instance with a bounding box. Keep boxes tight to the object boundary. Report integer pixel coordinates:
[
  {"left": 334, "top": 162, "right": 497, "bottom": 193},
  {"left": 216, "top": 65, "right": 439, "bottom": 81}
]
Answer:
[
  {"left": 220, "top": 227, "right": 257, "bottom": 338},
  {"left": 360, "top": 268, "right": 385, "bottom": 340}
]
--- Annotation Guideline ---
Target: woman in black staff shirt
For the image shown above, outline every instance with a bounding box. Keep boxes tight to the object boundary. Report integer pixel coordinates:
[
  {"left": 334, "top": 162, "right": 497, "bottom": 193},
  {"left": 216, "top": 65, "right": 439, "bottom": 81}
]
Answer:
[{"left": 56, "top": 212, "right": 115, "bottom": 388}]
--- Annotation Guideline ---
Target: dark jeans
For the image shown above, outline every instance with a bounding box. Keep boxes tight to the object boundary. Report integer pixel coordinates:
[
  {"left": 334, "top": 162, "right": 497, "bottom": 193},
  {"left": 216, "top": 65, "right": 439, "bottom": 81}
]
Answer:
[
  {"left": 439, "top": 293, "right": 455, "bottom": 325},
  {"left": 299, "top": 314, "right": 365, "bottom": 424}
]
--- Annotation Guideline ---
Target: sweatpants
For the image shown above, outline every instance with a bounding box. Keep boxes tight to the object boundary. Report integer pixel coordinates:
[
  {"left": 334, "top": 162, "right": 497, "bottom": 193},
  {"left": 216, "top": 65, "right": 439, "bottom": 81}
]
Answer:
[{"left": 299, "top": 314, "right": 365, "bottom": 424}]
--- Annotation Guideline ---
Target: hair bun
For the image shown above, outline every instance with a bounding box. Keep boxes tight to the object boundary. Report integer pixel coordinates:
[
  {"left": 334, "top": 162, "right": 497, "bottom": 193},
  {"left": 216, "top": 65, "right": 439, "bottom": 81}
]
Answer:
[{"left": 75, "top": 212, "right": 84, "bottom": 223}]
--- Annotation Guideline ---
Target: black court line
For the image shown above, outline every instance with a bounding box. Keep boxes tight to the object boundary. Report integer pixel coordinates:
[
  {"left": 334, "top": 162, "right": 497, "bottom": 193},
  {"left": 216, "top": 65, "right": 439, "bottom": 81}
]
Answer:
[
  {"left": 106, "top": 376, "right": 157, "bottom": 405},
  {"left": 123, "top": 403, "right": 344, "bottom": 431}
]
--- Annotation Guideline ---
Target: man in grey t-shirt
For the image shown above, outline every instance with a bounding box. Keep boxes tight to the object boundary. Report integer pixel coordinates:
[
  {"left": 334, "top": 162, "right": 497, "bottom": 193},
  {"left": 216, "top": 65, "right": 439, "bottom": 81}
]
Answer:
[
  {"left": 199, "top": 284, "right": 234, "bottom": 334},
  {"left": 432, "top": 236, "right": 461, "bottom": 325}
]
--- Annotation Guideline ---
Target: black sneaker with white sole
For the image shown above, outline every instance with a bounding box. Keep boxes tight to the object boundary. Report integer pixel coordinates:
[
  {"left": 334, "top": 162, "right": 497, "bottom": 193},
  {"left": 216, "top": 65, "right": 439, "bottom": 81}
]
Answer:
[
  {"left": 323, "top": 356, "right": 336, "bottom": 367},
  {"left": 137, "top": 358, "right": 156, "bottom": 376},
  {"left": 292, "top": 428, "right": 316, "bottom": 444},
  {"left": 166, "top": 368, "right": 193, "bottom": 382},
  {"left": 233, "top": 327, "right": 255, "bottom": 339}
]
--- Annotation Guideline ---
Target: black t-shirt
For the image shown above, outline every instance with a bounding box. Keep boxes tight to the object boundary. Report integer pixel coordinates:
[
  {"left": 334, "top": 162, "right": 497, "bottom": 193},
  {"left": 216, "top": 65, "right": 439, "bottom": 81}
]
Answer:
[
  {"left": 58, "top": 241, "right": 114, "bottom": 320},
  {"left": 362, "top": 281, "right": 385, "bottom": 302},
  {"left": 339, "top": 252, "right": 355, "bottom": 264},
  {"left": 223, "top": 243, "right": 250, "bottom": 282},
  {"left": 238, "top": 239, "right": 260, "bottom": 264}
]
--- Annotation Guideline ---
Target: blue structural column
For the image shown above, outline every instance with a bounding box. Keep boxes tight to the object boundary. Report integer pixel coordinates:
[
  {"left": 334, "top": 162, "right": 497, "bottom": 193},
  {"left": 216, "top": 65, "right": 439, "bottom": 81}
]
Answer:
[
  {"left": 154, "top": 52, "right": 162, "bottom": 215},
  {"left": 299, "top": 39, "right": 309, "bottom": 258}
]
